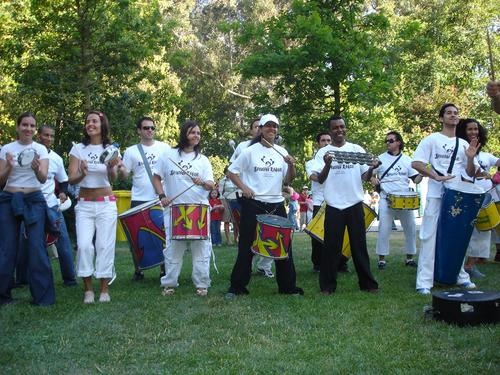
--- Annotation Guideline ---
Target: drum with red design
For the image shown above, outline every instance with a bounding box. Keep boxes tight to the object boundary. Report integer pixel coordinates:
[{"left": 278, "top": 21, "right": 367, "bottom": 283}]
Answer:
[
  {"left": 171, "top": 204, "right": 209, "bottom": 240},
  {"left": 251, "top": 214, "right": 294, "bottom": 259}
]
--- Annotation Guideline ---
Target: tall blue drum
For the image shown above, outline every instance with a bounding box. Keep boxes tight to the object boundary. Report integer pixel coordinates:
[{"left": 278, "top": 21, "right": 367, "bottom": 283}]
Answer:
[{"left": 435, "top": 181, "right": 485, "bottom": 284}]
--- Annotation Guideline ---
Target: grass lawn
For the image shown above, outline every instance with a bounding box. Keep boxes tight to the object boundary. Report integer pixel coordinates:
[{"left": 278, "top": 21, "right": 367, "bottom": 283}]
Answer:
[{"left": 1, "top": 232, "right": 499, "bottom": 374}]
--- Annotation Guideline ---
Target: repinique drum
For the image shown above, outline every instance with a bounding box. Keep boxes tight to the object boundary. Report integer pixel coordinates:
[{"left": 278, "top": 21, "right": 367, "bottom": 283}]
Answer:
[
  {"left": 435, "top": 181, "right": 485, "bottom": 284},
  {"left": 99, "top": 144, "right": 120, "bottom": 165},
  {"left": 475, "top": 193, "right": 500, "bottom": 231},
  {"left": 119, "top": 200, "right": 165, "bottom": 270},
  {"left": 304, "top": 202, "right": 377, "bottom": 257},
  {"left": 387, "top": 191, "right": 420, "bottom": 210},
  {"left": 171, "top": 204, "right": 209, "bottom": 240},
  {"left": 251, "top": 214, "right": 294, "bottom": 259}
]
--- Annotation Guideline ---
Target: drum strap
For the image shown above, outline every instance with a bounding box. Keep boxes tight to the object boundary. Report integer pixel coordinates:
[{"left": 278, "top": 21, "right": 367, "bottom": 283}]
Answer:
[
  {"left": 432, "top": 137, "right": 459, "bottom": 176},
  {"left": 379, "top": 153, "right": 403, "bottom": 181},
  {"left": 137, "top": 144, "right": 154, "bottom": 185}
]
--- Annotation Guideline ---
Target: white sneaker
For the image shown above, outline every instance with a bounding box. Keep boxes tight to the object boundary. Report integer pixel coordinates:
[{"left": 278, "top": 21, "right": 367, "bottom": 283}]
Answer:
[
  {"left": 83, "top": 291, "right": 95, "bottom": 304},
  {"left": 99, "top": 292, "right": 111, "bottom": 302},
  {"left": 458, "top": 282, "right": 476, "bottom": 289}
]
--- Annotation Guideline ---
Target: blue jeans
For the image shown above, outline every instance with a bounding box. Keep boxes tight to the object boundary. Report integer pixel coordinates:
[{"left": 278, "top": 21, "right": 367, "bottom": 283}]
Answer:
[
  {"left": 210, "top": 220, "right": 222, "bottom": 245},
  {"left": 0, "top": 191, "right": 55, "bottom": 305}
]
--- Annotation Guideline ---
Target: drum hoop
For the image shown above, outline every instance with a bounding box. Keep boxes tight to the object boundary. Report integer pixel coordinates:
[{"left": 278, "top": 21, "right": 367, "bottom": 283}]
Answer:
[
  {"left": 256, "top": 214, "right": 294, "bottom": 229},
  {"left": 362, "top": 202, "right": 378, "bottom": 220},
  {"left": 387, "top": 191, "right": 419, "bottom": 198},
  {"left": 119, "top": 199, "right": 160, "bottom": 219}
]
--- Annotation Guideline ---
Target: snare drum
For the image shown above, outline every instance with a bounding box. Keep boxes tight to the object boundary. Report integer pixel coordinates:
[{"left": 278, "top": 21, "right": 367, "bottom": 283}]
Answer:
[
  {"left": 387, "top": 191, "right": 420, "bottom": 210},
  {"left": 119, "top": 200, "right": 165, "bottom": 270},
  {"left": 475, "top": 193, "right": 500, "bottom": 231},
  {"left": 251, "top": 214, "right": 294, "bottom": 259},
  {"left": 171, "top": 204, "right": 209, "bottom": 240},
  {"left": 435, "top": 181, "right": 485, "bottom": 284},
  {"left": 17, "top": 148, "right": 38, "bottom": 167},
  {"left": 304, "top": 203, "right": 377, "bottom": 257},
  {"left": 99, "top": 144, "right": 120, "bottom": 165}
]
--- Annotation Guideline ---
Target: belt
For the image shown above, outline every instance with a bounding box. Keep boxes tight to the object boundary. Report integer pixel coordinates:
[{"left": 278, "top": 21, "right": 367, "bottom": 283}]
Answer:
[{"left": 79, "top": 195, "right": 116, "bottom": 202}]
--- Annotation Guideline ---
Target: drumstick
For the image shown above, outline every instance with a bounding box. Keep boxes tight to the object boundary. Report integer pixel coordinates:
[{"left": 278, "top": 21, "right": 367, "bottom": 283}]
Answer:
[
  {"left": 167, "top": 183, "right": 197, "bottom": 206},
  {"left": 261, "top": 137, "right": 287, "bottom": 159},
  {"left": 487, "top": 28, "right": 496, "bottom": 81}
]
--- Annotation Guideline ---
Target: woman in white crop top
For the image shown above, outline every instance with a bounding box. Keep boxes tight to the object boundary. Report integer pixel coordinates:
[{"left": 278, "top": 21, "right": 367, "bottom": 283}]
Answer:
[
  {"left": 68, "top": 111, "right": 121, "bottom": 304},
  {"left": 0, "top": 112, "right": 55, "bottom": 306}
]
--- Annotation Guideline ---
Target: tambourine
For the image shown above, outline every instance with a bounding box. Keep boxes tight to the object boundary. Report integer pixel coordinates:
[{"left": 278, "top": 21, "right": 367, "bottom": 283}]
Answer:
[
  {"left": 99, "top": 144, "right": 120, "bottom": 165},
  {"left": 17, "top": 148, "right": 38, "bottom": 167}
]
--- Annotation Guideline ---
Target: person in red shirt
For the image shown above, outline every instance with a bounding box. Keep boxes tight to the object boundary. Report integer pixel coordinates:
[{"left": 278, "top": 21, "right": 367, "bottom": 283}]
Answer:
[
  {"left": 209, "top": 189, "right": 224, "bottom": 246},
  {"left": 298, "top": 185, "right": 309, "bottom": 230}
]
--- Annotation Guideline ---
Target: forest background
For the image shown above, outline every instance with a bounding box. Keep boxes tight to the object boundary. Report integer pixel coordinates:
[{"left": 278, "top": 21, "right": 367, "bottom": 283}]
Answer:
[{"left": 0, "top": 0, "right": 498, "bottom": 188}]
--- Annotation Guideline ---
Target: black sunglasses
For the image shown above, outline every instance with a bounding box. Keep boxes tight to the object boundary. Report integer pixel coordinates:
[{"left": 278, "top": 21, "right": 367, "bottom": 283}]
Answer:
[
  {"left": 385, "top": 139, "right": 397, "bottom": 144},
  {"left": 142, "top": 126, "right": 155, "bottom": 131}
]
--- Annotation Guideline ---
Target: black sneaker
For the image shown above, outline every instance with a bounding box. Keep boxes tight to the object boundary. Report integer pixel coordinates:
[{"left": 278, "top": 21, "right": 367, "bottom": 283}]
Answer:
[
  {"left": 405, "top": 259, "right": 417, "bottom": 267},
  {"left": 377, "top": 260, "right": 387, "bottom": 269}
]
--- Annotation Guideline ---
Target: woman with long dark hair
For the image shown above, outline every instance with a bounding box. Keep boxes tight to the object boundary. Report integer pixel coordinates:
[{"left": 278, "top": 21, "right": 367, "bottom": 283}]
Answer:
[
  {"left": 0, "top": 112, "right": 55, "bottom": 305},
  {"left": 68, "top": 111, "right": 120, "bottom": 303},
  {"left": 153, "top": 120, "right": 215, "bottom": 296}
]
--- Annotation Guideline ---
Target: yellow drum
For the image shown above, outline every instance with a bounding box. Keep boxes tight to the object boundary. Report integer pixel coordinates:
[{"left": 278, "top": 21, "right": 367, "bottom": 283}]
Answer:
[
  {"left": 387, "top": 191, "right": 420, "bottom": 210},
  {"left": 475, "top": 194, "right": 500, "bottom": 231},
  {"left": 304, "top": 202, "right": 377, "bottom": 257}
]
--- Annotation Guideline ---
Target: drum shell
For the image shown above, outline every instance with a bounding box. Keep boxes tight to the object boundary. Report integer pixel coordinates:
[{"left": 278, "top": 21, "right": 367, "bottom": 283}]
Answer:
[
  {"left": 171, "top": 204, "right": 209, "bottom": 240},
  {"left": 304, "top": 203, "right": 377, "bottom": 257},
  {"left": 431, "top": 290, "right": 500, "bottom": 326},
  {"left": 251, "top": 214, "right": 293, "bottom": 259},
  {"left": 119, "top": 200, "right": 165, "bottom": 270},
  {"left": 435, "top": 185, "right": 484, "bottom": 284},
  {"left": 387, "top": 192, "right": 420, "bottom": 210},
  {"left": 475, "top": 194, "right": 500, "bottom": 231}
]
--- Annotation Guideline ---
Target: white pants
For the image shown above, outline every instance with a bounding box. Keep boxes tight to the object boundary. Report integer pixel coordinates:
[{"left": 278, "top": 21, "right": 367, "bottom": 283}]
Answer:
[
  {"left": 254, "top": 255, "right": 273, "bottom": 272},
  {"left": 416, "top": 198, "right": 471, "bottom": 289},
  {"left": 75, "top": 200, "right": 117, "bottom": 278},
  {"left": 161, "top": 206, "right": 211, "bottom": 289},
  {"left": 466, "top": 228, "right": 491, "bottom": 258},
  {"left": 376, "top": 197, "right": 416, "bottom": 256}
]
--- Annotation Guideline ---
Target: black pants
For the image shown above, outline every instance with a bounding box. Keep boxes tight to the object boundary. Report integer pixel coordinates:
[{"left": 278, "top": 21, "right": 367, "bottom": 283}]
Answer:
[
  {"left": 311, "top": 205, "right": 323, "bottom": 268},
  {"left": 228, "top": 198, "right": 299, "bottom": 294},
  {"left": 320, "top": 202, "right": 378, "bottom": 292}
]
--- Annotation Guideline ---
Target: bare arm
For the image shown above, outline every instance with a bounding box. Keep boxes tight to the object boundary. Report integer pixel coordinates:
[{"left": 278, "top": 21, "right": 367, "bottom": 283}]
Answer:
[
  {"left": 68, "top": 155, "right": 87, "bottom": 185},
  {"left": 283, "top": 155, "right": 296, "bottom": 186},
  {"left": 316, "top": 154, "right": 333, "bottom": 184},
  {"left": 0, "top": 155, "right": 14, "bottom": 186},
  {"left": 411, "top": 161, "right": 454, "bottom": 182},
  {"left": 31, "top": 158, "right": 49, "bottom": 184}
]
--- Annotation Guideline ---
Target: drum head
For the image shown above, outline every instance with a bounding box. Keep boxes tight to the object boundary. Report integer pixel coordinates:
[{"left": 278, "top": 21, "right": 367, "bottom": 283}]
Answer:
[
  {"left": 256, "top": 214, "right": 294, "bottom": 229},
  {"left": 17, "top": 148, "right": 37, "bottom": 167},
  {"left": 59, "top": 198, "right": 72, "bottom": 212},
  {"left": 445, "top": 180, "right": 485, "bottom": 195},
  {"left": 119, "top": 199, "right": 160, "bottom": 219}
]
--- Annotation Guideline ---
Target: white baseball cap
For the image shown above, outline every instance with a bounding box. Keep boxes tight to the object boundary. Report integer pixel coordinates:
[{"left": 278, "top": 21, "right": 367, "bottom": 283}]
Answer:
[{"left": 259, "top": 114, "right": 279, "bottom": 127}]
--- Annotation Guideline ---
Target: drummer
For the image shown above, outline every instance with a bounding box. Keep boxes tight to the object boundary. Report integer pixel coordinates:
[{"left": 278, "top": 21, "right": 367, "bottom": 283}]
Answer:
[
  {"left": 312, "top": 116, "right": 379, "bottom": 295},
  {"left": 456, "top": 118, "right": 499, "bottom": 276},
  {"left": 225, "top": 114, "right": 304, "bottom": 298},
  {"left": 68, "top": 111, "right": 121, "bottom": 304},
  {"left": 120, "top": 116, "right": 170, "bottom": 281},
  {"left": 411, "top": 103, "right": 479, "bottom": 294},
  {"left": 153, "top": 120, "right": 214, "bottom": 297},
  {"left": 38, "top": 125, "right": 77, "bottom": 286},
  {"left": 0, "top": 112, "right": 55, "bottom": 306},
  {"left": 230, "top": 117, "right": 274, "bottom": 278},
  {"left": 371, "top": 131, "right": 422, "bottom": 269}
]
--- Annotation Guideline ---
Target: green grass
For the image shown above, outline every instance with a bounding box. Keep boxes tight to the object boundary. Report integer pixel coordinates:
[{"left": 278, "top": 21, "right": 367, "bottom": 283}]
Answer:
[{"left": 1, "top": 232, "right": 499, "bottom": 374}]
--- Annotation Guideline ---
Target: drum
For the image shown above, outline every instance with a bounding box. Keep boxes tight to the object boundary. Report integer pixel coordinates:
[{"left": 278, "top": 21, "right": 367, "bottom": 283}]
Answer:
[
  {"left": 435, "top": 181, "right": 485, "bottom": 284},
  {"left": 304, "top": 202, "right": 377, "bottom": 257},
  {"left": 17, "top": 148, "right": 37, "bottom": 167},
  {"left": 119, "top": 200, "right": 165, "bottom": 270},
  {"left": 387, "top": 190, "right": 420, "bottom": 210},
  {"left": 171, "top": 204, "right": 209, "bottom": 240},
  {"left": 475, "top": 193, "right": 500, "bottom": 231},
  {"left": 251, "top": 214, "right": 294, "bottom": 259},
  {"left": 99, "top": 144, "right": 120, "bottom": 165}
]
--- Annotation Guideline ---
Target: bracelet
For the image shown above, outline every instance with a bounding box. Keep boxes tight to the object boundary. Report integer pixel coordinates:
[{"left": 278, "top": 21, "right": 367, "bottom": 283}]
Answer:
[{"left": 158, "top": 193, "right": 166, "bottom": 200}]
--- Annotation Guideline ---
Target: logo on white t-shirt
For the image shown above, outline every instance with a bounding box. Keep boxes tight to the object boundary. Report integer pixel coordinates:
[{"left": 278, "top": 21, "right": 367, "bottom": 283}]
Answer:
[
  {"left": 435, "top": 143, "right": 454, "bottom": 160},
  {"left": 254, "top": 155, "right": 282, "bottom": 172},
  {"left": 138, "top": 152, "right": 157, "bottom": 167},
  {"left": 87, "top": 152, "right": 100, "bottom": 164},
  {"left": 169, "top": 159, "right": 199, "bottom": 178}
]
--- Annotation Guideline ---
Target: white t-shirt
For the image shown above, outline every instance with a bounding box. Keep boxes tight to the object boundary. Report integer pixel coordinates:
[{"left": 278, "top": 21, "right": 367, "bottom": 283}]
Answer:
[
  {"left": 122, "top": 141, "right": 170, "bottom": 201},
  {"left": 305, "top": 158, "right": 324, "bottom": 206},
  {"left": 312, "top": 142, "right": 369, "bottom": 210},
  {"left": 228, "top": 142, "right": 289, "bottom": 204},
  {"left": 0, "top": 141, "right": 49, "bottom": 189},
  {"left": 475, "top": 151, "right": 499, "bottom": 200},
  {"left": 229, "top": 140, "right": 251, "bottom": 163},
  {"left": 412, "top": 133, "right": 479, "bottom": 198},
  {"left": 154, "top": 148, "right": 213, "bottom": 205},
  {"left": 374, "top": 152, "right": 418, "bottom": 197},
  {"left": 69, "top": 143, "right": 110, "bottom": 188},
  {"left": 41, "top": 150, "right": 68, "bottom": 207}
]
